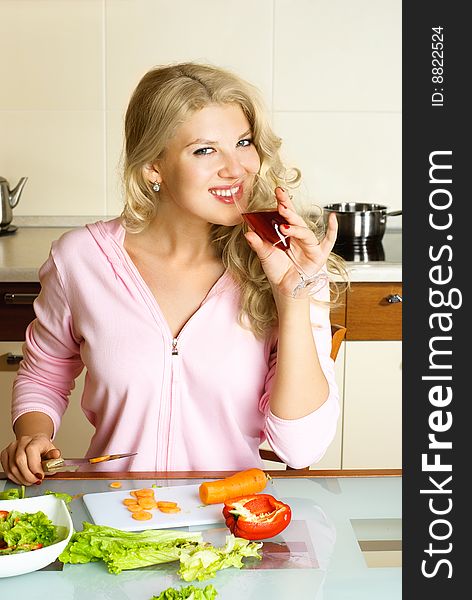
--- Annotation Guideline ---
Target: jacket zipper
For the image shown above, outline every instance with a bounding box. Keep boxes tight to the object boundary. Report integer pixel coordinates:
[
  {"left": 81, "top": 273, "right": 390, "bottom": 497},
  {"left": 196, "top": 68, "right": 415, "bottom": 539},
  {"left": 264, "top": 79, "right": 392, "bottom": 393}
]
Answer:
[
  {"left": 112, "top": 238, "right": 226, "bottom": 470},
  {"left": 165, "top": 336, "right": 182, "bottom": 469}
]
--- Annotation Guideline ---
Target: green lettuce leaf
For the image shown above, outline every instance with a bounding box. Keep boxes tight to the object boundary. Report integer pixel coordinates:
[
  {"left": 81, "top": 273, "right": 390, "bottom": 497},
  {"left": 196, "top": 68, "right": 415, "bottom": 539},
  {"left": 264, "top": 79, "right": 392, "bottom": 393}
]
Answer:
[
  {"left": 0, "top": 485, "right": 25, "bottom": 500},
  {"left": 44, "top": 490, "right": 73, "bottom": 505},
  {"left": 151, "top": 584, "right": 218, "bottom": 599},
  {"left": 178, "top": 535, "right": 262, "bottom": 582},
  {"left": 59, "top": 523, "right": 204, "bottom": 574},
  {"left": 59, "top": 523, "right": 262, "bottom": 580}
]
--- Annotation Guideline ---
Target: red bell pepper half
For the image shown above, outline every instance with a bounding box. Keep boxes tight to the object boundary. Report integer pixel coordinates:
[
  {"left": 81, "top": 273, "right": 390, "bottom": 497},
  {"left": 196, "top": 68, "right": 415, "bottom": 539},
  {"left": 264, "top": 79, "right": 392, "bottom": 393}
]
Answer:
[{"left": 222, "top": 493, "right": 291, "bottom": 540}]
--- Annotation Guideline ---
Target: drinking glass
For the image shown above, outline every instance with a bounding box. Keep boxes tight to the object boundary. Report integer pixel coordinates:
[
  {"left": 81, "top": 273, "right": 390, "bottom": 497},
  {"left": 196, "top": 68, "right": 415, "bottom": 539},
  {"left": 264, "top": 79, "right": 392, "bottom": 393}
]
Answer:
[{"left": 230, "top": 174, "right": 328, "bottom": 297}]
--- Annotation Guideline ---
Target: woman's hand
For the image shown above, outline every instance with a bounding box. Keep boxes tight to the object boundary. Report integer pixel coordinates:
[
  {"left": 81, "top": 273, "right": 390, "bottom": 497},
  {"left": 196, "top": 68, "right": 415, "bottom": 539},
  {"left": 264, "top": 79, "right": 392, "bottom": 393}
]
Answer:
[
  {"left": 0, "top": 435, "right": 61, "bottom": 486},
  {"left": 244, "top": 186, "right": 338, "bottom": 298}
]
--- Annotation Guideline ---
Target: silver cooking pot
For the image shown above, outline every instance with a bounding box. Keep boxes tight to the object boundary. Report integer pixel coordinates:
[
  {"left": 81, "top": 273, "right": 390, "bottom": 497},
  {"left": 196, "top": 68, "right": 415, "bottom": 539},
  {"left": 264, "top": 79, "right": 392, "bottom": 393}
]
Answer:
[{"left": 323, "top": 202, "right": 402, "bottom": 243}]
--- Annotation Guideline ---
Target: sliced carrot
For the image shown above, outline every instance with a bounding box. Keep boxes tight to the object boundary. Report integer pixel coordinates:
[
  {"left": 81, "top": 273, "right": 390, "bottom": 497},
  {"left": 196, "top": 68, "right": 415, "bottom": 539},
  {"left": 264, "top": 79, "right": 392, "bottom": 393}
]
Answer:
[
  {"left": 124, "top": 488, "right": 182, "bottom": 518},
  {"left": 199, "top": 468, "right": 268, "bottom": 505},
  {"left": 109, "top": 481, "right": 122, "bottom": 488},
  {"left": 89, "top": 455, "right": 112, "bottom": 464},
  {"left": 157, "top": 501, "right": 178, "bottom": 509},
  {"left": 133, "top": 488, "right": 155, "bottom": 498},
  {"left": 158, "top": 506, "right": 181, "bottom": 513},
  {"left": 122, "top": 498, "right": 138, "bottom": 506},
  {"left": 138, "top": 497, "right": 158, "bottom": 510},
  {"left": 132, "top": 510, "right": 153, "bottom": 520}
]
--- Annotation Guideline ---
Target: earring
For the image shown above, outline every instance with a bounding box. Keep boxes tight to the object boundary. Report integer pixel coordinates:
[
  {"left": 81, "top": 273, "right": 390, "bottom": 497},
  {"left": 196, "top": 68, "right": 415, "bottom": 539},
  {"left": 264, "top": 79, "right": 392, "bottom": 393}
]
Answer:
[{"left": 152, "top": 181, "right": 161, "bottom": 192}]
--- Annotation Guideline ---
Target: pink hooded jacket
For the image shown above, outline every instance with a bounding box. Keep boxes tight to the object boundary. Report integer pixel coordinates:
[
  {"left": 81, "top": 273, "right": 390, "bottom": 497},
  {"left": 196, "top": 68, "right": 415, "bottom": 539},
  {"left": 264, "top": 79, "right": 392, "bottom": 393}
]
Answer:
[{"left": 12, "top": 218, "right": 339, "bottom": 471}]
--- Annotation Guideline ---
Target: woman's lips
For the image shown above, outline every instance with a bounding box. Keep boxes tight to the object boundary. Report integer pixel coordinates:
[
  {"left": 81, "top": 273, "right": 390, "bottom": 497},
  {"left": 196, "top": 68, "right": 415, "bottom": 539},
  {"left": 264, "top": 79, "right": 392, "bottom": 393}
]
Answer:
[{"left": 209, "top": 184, "right": 243, "bottom": 204}]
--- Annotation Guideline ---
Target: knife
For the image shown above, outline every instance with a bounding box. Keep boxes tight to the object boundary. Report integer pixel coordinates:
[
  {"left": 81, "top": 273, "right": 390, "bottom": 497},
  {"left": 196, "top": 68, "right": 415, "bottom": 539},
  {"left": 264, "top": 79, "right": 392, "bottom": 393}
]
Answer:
[{"left": 41, "top": 452, "right": 138, "bottom": 474}]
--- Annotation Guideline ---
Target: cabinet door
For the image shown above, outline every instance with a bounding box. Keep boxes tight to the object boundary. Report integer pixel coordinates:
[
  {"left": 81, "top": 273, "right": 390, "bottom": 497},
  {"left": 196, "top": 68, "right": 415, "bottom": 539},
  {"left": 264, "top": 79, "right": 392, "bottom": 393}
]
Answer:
[
  {"left": 346, "top": 283, "right": 402, "bottom": 340},
  {"left": 342, "top": 341, "right": 402, "bottom": 469},
  {"left": 0, "top": 342, "right": 93, "bottom": 457},
  {"left": 0, "top": 283, "right": 39, "bottom": 341}
]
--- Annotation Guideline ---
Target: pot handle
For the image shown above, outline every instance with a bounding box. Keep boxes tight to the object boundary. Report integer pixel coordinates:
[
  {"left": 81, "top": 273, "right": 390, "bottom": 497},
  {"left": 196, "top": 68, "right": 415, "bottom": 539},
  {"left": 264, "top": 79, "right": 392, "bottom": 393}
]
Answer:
[{"left": 387, "top": 210, "right": 402, "bottom": 217}]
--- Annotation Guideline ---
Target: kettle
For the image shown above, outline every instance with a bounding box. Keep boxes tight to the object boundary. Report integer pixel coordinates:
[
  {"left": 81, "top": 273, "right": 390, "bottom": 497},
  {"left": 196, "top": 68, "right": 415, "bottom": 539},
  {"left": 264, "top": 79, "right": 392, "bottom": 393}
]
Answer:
[{"left": 0, "top": 176, "right": 28, "bottom": 229}]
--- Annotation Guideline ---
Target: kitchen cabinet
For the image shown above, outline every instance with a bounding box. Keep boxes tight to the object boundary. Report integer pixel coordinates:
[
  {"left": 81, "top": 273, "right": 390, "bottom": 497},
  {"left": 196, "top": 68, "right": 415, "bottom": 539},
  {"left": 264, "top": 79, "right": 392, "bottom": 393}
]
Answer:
[
  {"left": 0, "top": 282, "right": 40, "bottom": 340},
  {"left": 331, "top": 282, "right": 402, "bottom": 341},
  {"left": 329, "top": 282, "right": 402, "bottom": 470},
  {"left": 342, "top": 341, "right": 401, "bottom": 468},
  {"left": 0, "top": 284, "right": 93, "bottom": 456}
]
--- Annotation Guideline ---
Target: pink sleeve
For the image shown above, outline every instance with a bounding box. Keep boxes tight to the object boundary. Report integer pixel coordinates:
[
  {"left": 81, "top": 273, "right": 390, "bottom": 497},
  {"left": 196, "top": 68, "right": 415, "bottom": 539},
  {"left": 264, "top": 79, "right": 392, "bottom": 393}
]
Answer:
[
  {"left": 259, "top": 275, "right": 340, "bottom": 469},
  {"left": 11, "top": 249, "right": 84, "bottom": 437}
]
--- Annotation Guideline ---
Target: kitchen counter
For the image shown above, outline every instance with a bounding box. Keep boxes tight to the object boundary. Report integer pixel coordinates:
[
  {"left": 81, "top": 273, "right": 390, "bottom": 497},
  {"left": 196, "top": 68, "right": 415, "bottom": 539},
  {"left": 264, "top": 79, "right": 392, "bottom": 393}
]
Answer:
[
  {"left": 0, "top": 471, "right": 401, "bottom": 598},
  {"left": 0, "top": 225, "right": 402, "bottom": 282},
  {"left": 0, "top": 226, "right": 72, "bottom": 282}
]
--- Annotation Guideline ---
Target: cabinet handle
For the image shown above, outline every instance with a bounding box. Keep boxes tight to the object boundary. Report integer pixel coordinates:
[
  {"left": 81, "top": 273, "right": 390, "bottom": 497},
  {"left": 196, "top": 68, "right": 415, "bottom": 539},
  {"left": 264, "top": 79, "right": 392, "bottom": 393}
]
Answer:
[
  {"left": 4, "top": 293, "right": 38, "bottom": 305},
  {"left": 0, "top": 353, "right": 23, "bottom": 372},
  {"left": 6, "top": 353, "right": 23, "bottom": 364},
  {"left": 386, "top": 294, "right": 402, "bottom": 304}
]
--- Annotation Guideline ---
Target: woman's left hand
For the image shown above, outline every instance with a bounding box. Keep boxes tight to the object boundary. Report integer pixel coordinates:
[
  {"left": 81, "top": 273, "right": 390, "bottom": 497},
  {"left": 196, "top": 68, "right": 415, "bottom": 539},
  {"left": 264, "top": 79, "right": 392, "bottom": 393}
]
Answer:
[{"left": 244, "top": 186, "right": 338, "bottom": 298}]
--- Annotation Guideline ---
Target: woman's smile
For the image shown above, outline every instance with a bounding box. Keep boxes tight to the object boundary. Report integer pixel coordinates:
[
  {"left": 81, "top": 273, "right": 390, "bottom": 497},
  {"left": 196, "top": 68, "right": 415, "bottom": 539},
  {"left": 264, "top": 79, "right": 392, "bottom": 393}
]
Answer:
[{"left": 208, "top": 183, "right": 242, "bottom": 204}]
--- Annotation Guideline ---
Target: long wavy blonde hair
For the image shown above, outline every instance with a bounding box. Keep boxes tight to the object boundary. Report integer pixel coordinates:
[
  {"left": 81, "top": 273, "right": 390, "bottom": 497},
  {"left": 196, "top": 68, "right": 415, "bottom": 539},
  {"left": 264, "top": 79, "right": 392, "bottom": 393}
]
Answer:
[{"left": 122, "top": 62, "right": 347, "bottom": 338}]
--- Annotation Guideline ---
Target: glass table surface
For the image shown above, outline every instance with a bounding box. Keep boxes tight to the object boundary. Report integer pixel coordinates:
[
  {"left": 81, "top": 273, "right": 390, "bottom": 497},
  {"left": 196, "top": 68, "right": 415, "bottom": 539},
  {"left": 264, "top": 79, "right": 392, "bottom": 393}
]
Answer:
[{"left": 0, "top": 474, "right": 401, "bottom": 599}]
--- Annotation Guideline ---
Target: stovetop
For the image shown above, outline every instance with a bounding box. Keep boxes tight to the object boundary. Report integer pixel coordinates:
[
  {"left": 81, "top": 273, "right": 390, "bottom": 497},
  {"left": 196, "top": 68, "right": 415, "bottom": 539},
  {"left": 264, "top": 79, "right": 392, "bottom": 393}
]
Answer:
[{"left": 333, "top": 230, "right": 402, "bottom": 263}]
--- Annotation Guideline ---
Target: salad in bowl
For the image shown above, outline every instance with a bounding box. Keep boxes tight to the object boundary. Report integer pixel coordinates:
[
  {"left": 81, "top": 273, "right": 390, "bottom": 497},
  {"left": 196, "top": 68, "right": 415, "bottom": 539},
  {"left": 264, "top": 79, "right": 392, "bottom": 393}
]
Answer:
[{"left": 0, "top": 494, "right": 73, "bottom": 577}]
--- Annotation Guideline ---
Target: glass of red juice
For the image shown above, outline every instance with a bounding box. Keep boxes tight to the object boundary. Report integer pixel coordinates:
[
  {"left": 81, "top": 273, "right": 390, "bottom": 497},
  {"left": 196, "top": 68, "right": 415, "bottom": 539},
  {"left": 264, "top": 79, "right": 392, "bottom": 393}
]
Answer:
[{"left": 230, "top": 174, "right": 328, "bottom": 297}]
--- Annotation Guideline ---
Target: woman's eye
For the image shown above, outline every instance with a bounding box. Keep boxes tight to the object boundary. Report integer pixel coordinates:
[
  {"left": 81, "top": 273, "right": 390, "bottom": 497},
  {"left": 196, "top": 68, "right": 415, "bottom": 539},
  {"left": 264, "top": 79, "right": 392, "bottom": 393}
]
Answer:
[
  {"left": 194, "top": 147, "right": 214, "bottom": 156},
  {"left": 237, "top": 138, "right": 253, "bottom": 147}
]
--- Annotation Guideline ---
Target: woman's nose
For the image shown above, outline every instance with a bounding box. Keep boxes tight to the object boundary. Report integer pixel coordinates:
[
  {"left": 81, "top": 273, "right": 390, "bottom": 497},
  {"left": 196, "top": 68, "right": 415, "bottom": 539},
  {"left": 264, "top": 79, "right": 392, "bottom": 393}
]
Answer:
[{"left": 217, "top": 153, "right": 247, "bottom": 180}]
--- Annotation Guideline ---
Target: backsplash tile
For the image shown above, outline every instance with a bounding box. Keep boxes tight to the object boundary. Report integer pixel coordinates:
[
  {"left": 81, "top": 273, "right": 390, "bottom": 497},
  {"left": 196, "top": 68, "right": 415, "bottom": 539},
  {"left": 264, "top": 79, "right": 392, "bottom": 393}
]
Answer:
[
  {"left": 105, "top": 0, "right": 274, "bottom": 112},
  {"left": 274, "top": 0, "right": 402, "bottom": 112},
  {"left": 274, "top": 111, "right": 402, "bottom": 211},
  {"left": 0, "top": 0, "right": 103, "bottom": 111},
  {"left": 105, "top": 109, "right": 126, "bottom": 217},
  {"left": 0, "top": 0, "right": 401, "bottom": 217},
  {"left": 0, "top": 110, "right": 106, "bottom": 216}
]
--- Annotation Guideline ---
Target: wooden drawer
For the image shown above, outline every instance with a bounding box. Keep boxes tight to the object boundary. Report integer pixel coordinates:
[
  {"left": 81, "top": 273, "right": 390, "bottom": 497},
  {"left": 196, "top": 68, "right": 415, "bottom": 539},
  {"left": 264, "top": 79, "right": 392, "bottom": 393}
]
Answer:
[
  {"left": 330, "top": 289, "right": 347, "bottom": 327},
  {"left": 0, "top": 282, "right": 40, "bottom": 341},
  {"left": 346, "top": 282, "right": 402, "bottom": 340}
]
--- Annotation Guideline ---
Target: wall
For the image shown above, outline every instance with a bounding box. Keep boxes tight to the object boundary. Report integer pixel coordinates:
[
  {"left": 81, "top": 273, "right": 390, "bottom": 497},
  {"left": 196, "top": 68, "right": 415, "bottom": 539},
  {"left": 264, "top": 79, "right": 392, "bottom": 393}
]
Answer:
[{"left": 0, "top": 0, "right": 401, "bottom": 222}]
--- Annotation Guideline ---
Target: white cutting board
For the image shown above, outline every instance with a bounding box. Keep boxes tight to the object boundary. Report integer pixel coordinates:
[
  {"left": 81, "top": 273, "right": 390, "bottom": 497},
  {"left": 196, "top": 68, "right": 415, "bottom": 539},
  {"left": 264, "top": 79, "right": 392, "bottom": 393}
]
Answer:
[{"left": 82, "top": 484, "right": 224, "bottom": 531}]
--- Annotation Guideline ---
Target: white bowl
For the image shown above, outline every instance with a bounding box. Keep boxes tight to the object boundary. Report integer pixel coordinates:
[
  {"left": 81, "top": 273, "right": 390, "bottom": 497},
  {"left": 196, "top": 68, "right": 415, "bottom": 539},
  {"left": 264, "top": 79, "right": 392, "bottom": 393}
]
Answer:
[{"left": 0, "top": 494, "right": 73, "bottom": 578}]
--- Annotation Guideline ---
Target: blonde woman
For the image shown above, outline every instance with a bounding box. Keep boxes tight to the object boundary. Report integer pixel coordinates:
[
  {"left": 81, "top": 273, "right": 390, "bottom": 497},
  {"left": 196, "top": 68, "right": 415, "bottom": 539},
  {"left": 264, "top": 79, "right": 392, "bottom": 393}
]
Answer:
[{"left": 1, "top": 62, "right": 344, "bottom": 485}]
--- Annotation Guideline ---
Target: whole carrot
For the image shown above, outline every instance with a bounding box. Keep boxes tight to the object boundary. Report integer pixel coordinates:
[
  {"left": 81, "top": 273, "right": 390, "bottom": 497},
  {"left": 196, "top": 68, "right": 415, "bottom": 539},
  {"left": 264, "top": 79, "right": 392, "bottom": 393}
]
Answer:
[{"left": 199, "top": 468, "right": 268, "bottom": 505}]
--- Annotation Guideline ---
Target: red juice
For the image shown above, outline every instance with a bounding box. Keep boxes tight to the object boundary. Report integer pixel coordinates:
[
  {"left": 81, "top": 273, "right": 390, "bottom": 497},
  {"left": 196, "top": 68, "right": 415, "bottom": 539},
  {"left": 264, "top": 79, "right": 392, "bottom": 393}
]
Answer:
[{"left": 242, "top": 210, "right": 290, "bottom": 249}]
